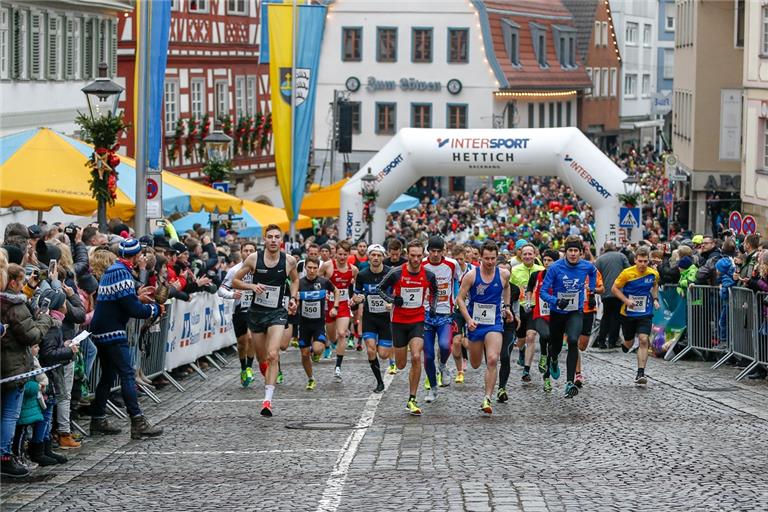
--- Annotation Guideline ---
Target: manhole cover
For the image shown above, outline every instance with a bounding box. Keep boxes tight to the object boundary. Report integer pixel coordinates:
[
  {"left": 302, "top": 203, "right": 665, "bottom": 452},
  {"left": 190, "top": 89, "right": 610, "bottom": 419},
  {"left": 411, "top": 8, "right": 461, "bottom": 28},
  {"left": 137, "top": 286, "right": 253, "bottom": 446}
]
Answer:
[
  {"left": 285, "top": 422, "right": 359, "bottom": 431},
  {"left": 693, "top": 385, "right": 740, "bottom": 392}
]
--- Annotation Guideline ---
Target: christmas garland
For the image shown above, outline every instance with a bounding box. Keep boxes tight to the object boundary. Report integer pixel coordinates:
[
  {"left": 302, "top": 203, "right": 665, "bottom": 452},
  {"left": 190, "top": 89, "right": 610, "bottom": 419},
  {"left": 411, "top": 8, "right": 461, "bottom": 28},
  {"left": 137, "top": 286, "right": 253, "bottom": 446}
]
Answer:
[
  {"left": 361, "top": 187, "right": 378, "bottom": 225},
  {"left": 167, "top": 119, "right": 184, "bottom": 165},
  {"left": 74, "top": 111, "right": 128, "bottom": 206},
  {"left": 185, "top": 116, "right": 199, "bottom": 162},
  {"left": 197, "top": 114, "right": 211, "bottom": 161}
]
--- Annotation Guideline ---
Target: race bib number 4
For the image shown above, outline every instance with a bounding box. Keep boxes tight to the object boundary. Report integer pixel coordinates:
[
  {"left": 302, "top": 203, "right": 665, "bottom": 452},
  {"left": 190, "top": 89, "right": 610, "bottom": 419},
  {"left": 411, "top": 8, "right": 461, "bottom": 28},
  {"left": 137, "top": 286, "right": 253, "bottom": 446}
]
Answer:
[
  {"left": 627, "top": 295, "right": 648, "bottom": 313},
  {"left": 401, "top": 287, "right": 424, "bottom": 309},
  {"left": 472, "top": 303, "right": 496, "bottom": 325},
  {"left": 301, "top": 300, "right": 321, "bottom": 319},
  {"left": 367, "top": 295, "right": 387, "bottom": 314},
  {"left": 254, "top": 284, "right": 281, "bottom": 308},
  {"left": 557, "top": 291, "right": 579, "bottom": 312}
]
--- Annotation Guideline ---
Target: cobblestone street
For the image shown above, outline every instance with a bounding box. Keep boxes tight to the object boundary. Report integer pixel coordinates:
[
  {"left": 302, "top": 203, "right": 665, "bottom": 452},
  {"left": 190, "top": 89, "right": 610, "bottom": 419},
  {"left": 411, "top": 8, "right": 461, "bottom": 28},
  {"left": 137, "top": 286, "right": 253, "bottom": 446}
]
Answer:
[{"left": 3, "top": 347, "right": 768, "bottom": 512}]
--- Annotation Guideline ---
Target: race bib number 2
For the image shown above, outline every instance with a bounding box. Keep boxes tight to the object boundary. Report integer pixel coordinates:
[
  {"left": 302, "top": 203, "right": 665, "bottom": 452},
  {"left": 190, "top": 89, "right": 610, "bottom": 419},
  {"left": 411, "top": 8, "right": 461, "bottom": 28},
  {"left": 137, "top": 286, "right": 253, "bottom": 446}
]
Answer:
[{"left": 401, "top": 287, "right": 424, "bottom": 309}]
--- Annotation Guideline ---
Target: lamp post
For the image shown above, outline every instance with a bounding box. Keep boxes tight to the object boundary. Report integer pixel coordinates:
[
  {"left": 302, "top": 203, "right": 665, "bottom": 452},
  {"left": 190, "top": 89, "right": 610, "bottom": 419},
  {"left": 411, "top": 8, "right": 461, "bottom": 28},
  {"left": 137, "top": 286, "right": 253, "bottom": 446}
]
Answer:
[
  {"left": 203, "top": 121, "right": 233, "bottom": 244},
  {"left": 80, "top": 62, "right": 124, "bottom": 232},
  {"left": 361, "top": 167, "right": 377, "bottom": 245}
]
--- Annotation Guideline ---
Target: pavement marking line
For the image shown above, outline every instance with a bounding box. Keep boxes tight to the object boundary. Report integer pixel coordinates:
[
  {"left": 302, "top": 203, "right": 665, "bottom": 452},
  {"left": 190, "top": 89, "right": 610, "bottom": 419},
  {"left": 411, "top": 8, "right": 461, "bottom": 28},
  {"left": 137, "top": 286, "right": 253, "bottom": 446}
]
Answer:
[
  {"left": 315, "top": 373, "right": 395, "bottom": 512},
  {"left": 194, "top": 398, "right": 370, "bottom": 403},
  {"left": 114, "top": 448, "right": 339, "bottom": 456}
]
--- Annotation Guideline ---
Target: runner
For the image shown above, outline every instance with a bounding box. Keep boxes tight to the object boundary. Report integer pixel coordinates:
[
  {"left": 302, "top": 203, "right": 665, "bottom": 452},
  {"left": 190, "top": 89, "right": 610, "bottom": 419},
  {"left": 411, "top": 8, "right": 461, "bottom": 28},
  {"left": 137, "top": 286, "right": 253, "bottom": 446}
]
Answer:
[
  {"left": 378, "top": 240, "right": 438, "bottom": 415},
  {"left": 527, "top": 249, "right": 559, "bottom": 392},
  {"left": 509, "top": 244, "right": 544, "bottom": 384},
  {"left": 611, "top": 247, "right": 660, "bottom": 385},
  {"left": 348, "top": 240, "right": 369, "bottom": 351},
  {"left": 352, "top": 244, "right": 392, "bottom": 393},
  {"left": 233, "top": 224, "right": 299, "bottom": 417},
  {"left": 451, "top": 245, "right": 473, "bottom": 383},
  {"left": 574, "top": 262, "right": 604, "bottom": 387},
  {"left": 421, "top": 236, "right": 461, "bottom": 402},
  {"left": 319, "top": 240, "right": 358, "bottom": 381},
  {"left": 496, "top": 256, "right": 521, "bottom": 403},
  {"left": 296, "top": 257, "right": 338, "bottom": 391},
  {"left": 540, "top": 236, "right": 597, "bottom": 399},
  {"left": 457, "top": 240, "right": 512, "bottom": 415},
  {"left": 384, "top": 239, "right": 407, "bottom": 267}
]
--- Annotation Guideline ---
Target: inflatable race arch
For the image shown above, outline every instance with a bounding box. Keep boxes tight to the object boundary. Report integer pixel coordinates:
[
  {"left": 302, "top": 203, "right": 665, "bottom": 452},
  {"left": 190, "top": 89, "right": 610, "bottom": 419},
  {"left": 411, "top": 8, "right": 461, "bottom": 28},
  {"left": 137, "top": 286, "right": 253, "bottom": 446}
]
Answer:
[{"left": 339, "top": 128, "right": 631, "bottom": 247}]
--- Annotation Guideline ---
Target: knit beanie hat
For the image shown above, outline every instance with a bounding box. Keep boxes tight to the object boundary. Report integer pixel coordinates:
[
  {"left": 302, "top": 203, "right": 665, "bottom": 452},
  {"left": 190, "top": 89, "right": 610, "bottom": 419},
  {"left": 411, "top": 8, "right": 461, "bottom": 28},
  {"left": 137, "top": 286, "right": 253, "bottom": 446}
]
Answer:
[
  {"left": 715, "top": 257, "right": 733, "bottom": 275},
  {"left": 39, "top": 288, "right": 66, "bottom": 311},
  {"left": 119, "top": 238, "right": 142, "bottom": 258},
  {"left": 678, "top": 256, "right": 693, "bottom": 270}
]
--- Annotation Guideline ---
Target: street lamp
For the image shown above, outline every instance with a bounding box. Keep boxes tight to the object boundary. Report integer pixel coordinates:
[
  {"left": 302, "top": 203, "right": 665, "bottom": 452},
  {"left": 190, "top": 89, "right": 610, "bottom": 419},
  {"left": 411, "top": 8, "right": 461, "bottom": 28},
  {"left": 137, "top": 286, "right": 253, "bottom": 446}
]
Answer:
[
  {"left": 203, "top": 121, "right": 233, "bottom": 243},
  {"left": 622, "top": 174, "right": 640, "bottom": 195},
  {"left": 361, "top": 167, "right": 377, "bottom": 245},
  {"left": 80, "top": 62, "right": 124, "bottom": 232}
]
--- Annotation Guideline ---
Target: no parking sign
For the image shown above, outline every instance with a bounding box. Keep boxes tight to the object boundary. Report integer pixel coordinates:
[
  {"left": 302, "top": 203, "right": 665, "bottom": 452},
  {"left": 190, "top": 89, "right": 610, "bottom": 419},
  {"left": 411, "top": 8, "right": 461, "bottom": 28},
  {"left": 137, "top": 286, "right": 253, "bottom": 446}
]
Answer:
[
  {"left": 728, "top": 211, "right": 742, "bottom": 234},
  {"left": 742, "top": 215, "right": 757, "bottom": 235}
]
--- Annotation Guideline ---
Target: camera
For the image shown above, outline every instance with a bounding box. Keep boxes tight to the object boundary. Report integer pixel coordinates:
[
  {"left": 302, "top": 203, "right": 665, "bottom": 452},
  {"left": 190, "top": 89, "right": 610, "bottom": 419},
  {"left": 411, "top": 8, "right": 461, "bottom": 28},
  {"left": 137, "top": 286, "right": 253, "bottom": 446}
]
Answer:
[{"left": 64, "top": 223, "right": 77, "bottom": 243}]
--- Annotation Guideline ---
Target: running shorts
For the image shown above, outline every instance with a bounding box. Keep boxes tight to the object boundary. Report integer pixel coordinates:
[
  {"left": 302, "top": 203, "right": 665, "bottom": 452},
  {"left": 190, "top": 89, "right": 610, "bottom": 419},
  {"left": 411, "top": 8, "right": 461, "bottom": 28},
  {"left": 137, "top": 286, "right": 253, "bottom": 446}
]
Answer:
[
  {"left": 362, "top": 314, "right": 392, "bottom": 348},
  {"left": 620, "top": 315, "right": 653, "bottom": 340},
  {"left": 516, "top": 307, "right": 532, "bottom": 339},
  {"left": 325, "top": 301, "right": 351, "bottom": 323},
  {"left": 248, "top": 309, "right": 289, "bottom": 334},
  {"left": 391, "top": 322, "right": 424, "bottom": 348},
  {"left": 298, "top": 322, "right": 326, "bottom": 348},
  {"left": 581, "top": 312, "right": 595, "bottom": 337},
  {"left": 232, "top": 309, "right": 249, "bottom": 338}
]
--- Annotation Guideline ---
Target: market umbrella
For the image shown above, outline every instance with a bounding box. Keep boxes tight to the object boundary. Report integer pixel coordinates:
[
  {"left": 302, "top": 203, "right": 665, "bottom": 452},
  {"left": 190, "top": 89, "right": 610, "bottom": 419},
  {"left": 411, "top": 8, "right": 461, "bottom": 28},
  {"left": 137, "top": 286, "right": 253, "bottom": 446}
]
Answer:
[
  {"left": 174, "top": 199, "right": 312, "bottom": 238},
  {"left": 0, "top": 128, "right": 242, "bottom": 218},
  {"left": 300, "top": 177, "right": 418, "bottom": 217}
]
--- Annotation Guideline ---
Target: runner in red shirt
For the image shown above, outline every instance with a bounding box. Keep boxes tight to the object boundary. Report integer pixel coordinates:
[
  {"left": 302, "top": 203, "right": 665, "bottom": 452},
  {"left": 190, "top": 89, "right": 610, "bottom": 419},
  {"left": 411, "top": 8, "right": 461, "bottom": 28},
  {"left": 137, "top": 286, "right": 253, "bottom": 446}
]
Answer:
[{"left": 378, "top": 240, "right": 438, "bottom": 416}]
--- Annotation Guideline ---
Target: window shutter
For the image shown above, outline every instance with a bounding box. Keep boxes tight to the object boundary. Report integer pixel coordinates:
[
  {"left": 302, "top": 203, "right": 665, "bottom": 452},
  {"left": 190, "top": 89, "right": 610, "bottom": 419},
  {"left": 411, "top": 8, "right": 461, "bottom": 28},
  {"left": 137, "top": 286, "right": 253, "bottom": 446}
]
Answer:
[
  {"left": 109, "top": 19, "right": 117, "bottom": 76},
  {"left": 11, "top": 8, "right": 19, "bottom": 79},
  {"left": 48, "top": 15, "right": 59, "bottom": 79},
  {"left": 65, "top": 16, "right": 73, "bottom": 78},
  {"left": 97, "top": 18, "right": 106, "bottom": 66},
  {"left": 30, "top": 12, "right": 42, "bottom": 79},
  {"left": 83, "top": 17, "right": 93, "bottom": 78}
]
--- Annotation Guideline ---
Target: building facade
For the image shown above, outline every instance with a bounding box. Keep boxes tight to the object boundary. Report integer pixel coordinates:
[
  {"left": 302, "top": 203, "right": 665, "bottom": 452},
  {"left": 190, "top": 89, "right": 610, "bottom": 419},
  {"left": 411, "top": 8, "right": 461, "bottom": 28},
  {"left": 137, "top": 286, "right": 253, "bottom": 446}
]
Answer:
[
  {"left": 672, "top": 0, "right": 743, "bottom": 235},
  {"left": 655, "top": 0, "right": 674, "bottom": 149},
  {"left": 740, "top": 0, "right": 768, "bottom": 232},
  {"left": 117, "top": 0, "right": 278, "bottom": 205},
  {"left": 312, "top": 0, "right": 589, "bottom": 193}
]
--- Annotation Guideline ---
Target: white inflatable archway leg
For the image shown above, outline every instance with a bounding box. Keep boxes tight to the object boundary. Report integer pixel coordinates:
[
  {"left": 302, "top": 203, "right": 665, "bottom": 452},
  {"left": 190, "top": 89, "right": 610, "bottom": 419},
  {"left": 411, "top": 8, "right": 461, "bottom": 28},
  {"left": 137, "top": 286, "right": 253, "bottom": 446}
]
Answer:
[{"left": 339, "top": 128, "right": 633, "bottom": 247}]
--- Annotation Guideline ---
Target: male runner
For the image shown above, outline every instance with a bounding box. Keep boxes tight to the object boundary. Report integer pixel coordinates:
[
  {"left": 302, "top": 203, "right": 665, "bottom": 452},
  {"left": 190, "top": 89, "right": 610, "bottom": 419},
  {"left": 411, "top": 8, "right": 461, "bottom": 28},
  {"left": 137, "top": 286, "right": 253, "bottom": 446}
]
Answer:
[
  {"left": 457, "top": 240, "right": 512, "bottom": 415},
  {"left": 348, "top": 240, "right": 369, "bottom": 350},
  {"left": 509, "top": 244, "right": 544, "bottom": 383},
  {"left": 421, "top": 236, "right": 461, "bottom": 402},
  {"left": 378, "top": 240, "right": 438, "bottom": 415},
  {"left": 574, "top": 269, "right": 604, "bottom": 387},
  {"left": 611, "top": 247, "right": 660, "bottom": 385},
  {"left": 384, "top": 239, "right": 407, "bottom": 267},
  {"left": 496, "top": 258, "right": 521, "bottom": 403},
  {"left": 452, "top": 245, "right": 474, "bottom": 382},
  {"left": 527, "top": 249, "right": 559, "bottom": 392},
  {"left": 233, "top": 225, "right": 299, "bottom": 417},
  {"left": 297, "top": 257, "right": 338, "bottom": 390},
  {"left": 320, "top": 240, "right": 358, "bottom": 380},
  {"left": 540, "top": 236, "right": 597, "bottom": 399},
  {"left": 352, "top": 244, "right": 392, "bottom": 392}
]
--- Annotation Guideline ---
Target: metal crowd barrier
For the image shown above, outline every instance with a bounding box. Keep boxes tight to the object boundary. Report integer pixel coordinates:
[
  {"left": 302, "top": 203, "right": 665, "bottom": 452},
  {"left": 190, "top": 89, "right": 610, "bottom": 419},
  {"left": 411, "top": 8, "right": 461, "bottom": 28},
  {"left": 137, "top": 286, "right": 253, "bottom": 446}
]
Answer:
[
  {"left": 671, "top": 285, "right": 722, "bottom": 362},
  {"left": 711, "top": 287, "right": 759, "bottom": 380},
  {"left": 756, "top": 292, "right": 768, "bottom": 374}
]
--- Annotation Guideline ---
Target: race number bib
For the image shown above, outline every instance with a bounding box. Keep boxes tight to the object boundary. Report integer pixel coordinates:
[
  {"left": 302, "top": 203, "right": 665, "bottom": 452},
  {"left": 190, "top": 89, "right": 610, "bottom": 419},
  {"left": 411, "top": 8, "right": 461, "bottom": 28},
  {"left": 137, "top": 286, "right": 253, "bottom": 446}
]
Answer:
[
  {"left": 437, "top": 282, "right": 451, "bottom": 303},
  {"left": 539, "top": 300, "right": 550, "bottom": 316},
  {"left": 472, "top": 303, "right": 496, "bottom": 325},
  {"left": 337, "top": 289, "right": 349, "bottom": 302},
  {"left": 401, "top": 287, "right": 424, "bottom": 309},
  {"left": 253, "top": 284, "right": 281, "bottom": 308},
  {"left": 301, "top": 300, "right": 321, "bottom": 319},
  {"left": 557, "top": 291, "right": 579, "bottom": 312},
  {"left": 627, "top": 295, "right": 647, "bottom": 313},
  {"left": 240, "top": 290, "right": 253, "bottom": 309},
  {"left": 367, "top": 295, "right": 387, "bottom": 314}
]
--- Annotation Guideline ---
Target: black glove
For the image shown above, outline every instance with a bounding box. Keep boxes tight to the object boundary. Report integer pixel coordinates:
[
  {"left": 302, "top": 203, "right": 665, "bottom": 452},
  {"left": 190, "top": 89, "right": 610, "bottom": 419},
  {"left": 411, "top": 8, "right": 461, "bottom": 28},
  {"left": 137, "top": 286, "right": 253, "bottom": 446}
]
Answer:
[
  {"left": 587, "top": 294, "right": 596, "bottom": 310},
  {"left": 394, "top": 296, "right": 404, "bottom": 307},
  {"left": 556, "top": 298, "right": 570, "bottom": 310}
]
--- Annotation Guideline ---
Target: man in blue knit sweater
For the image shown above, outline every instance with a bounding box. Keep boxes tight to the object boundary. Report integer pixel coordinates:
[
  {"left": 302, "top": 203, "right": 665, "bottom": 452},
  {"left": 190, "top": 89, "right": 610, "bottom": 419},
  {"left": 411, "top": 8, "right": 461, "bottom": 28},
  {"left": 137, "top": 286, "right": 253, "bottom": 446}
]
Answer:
[{"left": 90, "top": 238, "right": 163, "bottom": 439}]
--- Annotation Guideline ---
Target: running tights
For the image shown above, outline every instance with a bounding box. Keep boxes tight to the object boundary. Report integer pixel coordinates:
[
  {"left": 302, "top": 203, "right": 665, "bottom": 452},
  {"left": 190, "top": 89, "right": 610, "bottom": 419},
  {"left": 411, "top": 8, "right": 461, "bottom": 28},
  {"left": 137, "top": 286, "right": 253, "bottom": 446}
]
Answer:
[
  {"left": 548, "top": 311, "right": 583, "bottom": 383},
  {"left": 423, "top": 321, "right": 452, "bottom": 387}
]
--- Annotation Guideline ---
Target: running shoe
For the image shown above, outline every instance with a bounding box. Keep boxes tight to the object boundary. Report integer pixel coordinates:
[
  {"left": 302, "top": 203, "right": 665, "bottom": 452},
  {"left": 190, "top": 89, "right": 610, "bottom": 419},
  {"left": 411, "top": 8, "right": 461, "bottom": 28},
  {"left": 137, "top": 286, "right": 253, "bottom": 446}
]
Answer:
[
  {"left": 436, "top": 372, "right": 443, "bottom": 388},
  {"left": 564, "top": 382, "right": 579, "bottom": 398},
  {"left": 373, "top": 382, "right": 385, "bottom": 393},
  {"left": 406, "top": 398, "right": 422, "bottom": 416},
  {"left": 334, "top": 366, "right": 342, "bottom": 381},
  {"left": 311, "top": 353, "right": 321, "bottom": 363},
  {"left": 260, "top": 400, "right": 273, "bottom": 417},
  {"left": 549, "top": 359, "right": 561, "bottom": 380},
  {"left": 290, "top": 338, "right": 299, "bottom": 348},
  {"left": 322, "top": 346, "right": 332, "bottom": 359},
  {"left": 574, "top": 373, "right": 584, "bottom": 388},
  {"left": 537, "top": 355, "right": 547, "bottom": 374},
  {"left": 424, "top": 379, "right": 432, "bottom": 391},
  {"left": 276, "top": 370, "right": 284, "bottom": 385},
  {"left": 634, "top": 371, "right": 648, "bottom": 385},
  {"left": 425, "top": 389, "right": 437, "bottom": 403},
  {"left": 521, "top": 370, "right": 532, "bottom": 383},
  {"left": 543, "top": 377, "right": 553, "bottom": 393},
  {"left": 496, "top": 387, "right": 508, "bottom": 403},
  {"left": 240, "top": 370, "right": 248, "bottom": 387},
  {"left": 517, "top": 348, "right": 525, "bottom": 367},
  {"left": 244, "top": 367, "right": 254, "bottom": 387},
  {"left": 306, "top": 378, "right": 316, "bottom": 391},
  {"left": 455, "top": 371, "right": 465, "bottom": 384},
  {"left": 347, "top": 338, "right": 355, "bottom": 349},
  {"left": 481, "top": 396, "right": 493, "bottom": 415},
  {"left": 628, "top": 339, "right": 639, "bottom": 353},
  {"left": 439, "top": 367, "right": 451, "bottom": 387},
  {"left": 387, "top": 362, "right": 398, "bottom": 375},
  {"left": 355, "top": 340, "right": 363, "bottom": 351}
]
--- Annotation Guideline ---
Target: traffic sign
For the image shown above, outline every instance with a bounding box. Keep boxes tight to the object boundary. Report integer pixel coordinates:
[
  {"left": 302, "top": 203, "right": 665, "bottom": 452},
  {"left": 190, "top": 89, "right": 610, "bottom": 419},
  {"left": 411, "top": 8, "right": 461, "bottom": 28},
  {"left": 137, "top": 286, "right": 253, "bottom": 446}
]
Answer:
[
  {"left": 619, "top": 207, "right": 640, "bottom": 228},
  {"left": 663, "top": 191, "right": 673, "bottom": 207},
  {"left": 493, "top": 177, "right": 509, "bottom": 194},
  {"left": 742, "top": 215, "right": 757, "bottom": 235},
  {"left": 146, "top": 177, "right": 159, "bottom": 200},
  {"left": 728, "top": 211, "right": 742, "bottom": 234},
  {"left": 212, "top": 181, "right": 229, "bottom": 193}
]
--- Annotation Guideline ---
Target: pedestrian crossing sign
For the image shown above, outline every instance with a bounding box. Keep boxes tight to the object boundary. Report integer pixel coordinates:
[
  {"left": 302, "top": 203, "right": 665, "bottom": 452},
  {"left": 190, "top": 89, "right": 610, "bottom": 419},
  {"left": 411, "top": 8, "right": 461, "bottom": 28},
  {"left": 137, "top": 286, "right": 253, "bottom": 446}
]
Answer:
[{"left": 619, "top": 207, "right": 640, "bottom": 228}]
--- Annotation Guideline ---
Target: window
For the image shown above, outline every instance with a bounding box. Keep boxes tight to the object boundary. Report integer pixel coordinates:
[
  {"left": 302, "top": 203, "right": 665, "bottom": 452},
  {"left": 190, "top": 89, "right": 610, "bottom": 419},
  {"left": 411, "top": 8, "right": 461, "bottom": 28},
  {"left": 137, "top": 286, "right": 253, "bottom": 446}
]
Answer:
[
  {"left": 626, "top": 22, "right": 638, "bottom": 45},
  {"left": 190, "top": 78, "right": 205, "bottom": 119},
  {"left": 0, "top": 8, "right": 9, "bottom": 80},
  {"left": 586, "top": 67, "right": 592, "bottom": 96},
  {"left": 14, "top": 10, "right": 29, "bottom": 79},
  {"left": 411, "top": 103, "right": 431, "bottom": 128},
  {"left": 538, "top": 103, "right": 545, "bottom": 128},
  {"left": 763, "top": 6, "right": 768, "bottom": 55},
  {"left": 227, "top": 0, "right": 247, "bottom": 15},
  {"left": 641, "top": 74, "right": 650, "bottom": 96},
  {"left": 377, "top": 27, "right": 397, "bottom": 62},
  {"left": 593, "top": 68, "right": 601, "bottom": 97},
  {"left": 735, "top": 0, "right": 744, "bottom": 48},
  {"left": 530, "top": 23, "right": 547, "bottom": 67},
  {"left": 502, "top": 20, "right": 520, "bottom": 66},
  {"left": 215, "top": 80, "right": 228, "bottom": 118},
  {"left": 170, "top": 0, "right": 180, "bottom": 11},
  {"left": 663, "top": 49, "right": 674, "bottom": 79},
  {"left": 566, "top": 101, "right": 572, "bottom": 126},
  {"left": 246, "top": 76, "right": 256, "bottom": 115},
  {"left": 665, "top": 3, "right": 675, "bottom": 31},
  {"left": 412, "top": 28, "right": 432, "bottom": 62},
  {"left": 548, "top": 102, "right": 554, "bottom": 127},
  {"left": 554, "top": 27, "right": 576, "bottom": 68},
  {"left": 189, "top": 0, "right": 208, "bottom": 13},
  {"left": 643, "top": 24, "right": 651, "bottom": 46},
  {"left": 527, "top": 103, "right": 534, "bottom": 128},
  {"left": 342, "top": 27, "right": 362, "bottom": 61},
  {"left": 348, "top": 101, "right": 361, "bottom": 133},
  {"left": 594, "top": 21, "right": 600, "bottom": 46},
  {"left": 47, "top": 15, "right": 62, "bottom": 80},
  {"left": 602, "top": 67, "right": 609, "bottom": 97},
  {"left": 30, "top": 12, "right": 44, "bottom": 80},
  {"left": 556, "top": 102, "right": 562, "bottom": 127},
  {"left": 763, "top": 120, "right": 768, "bottom": 170},
  {"left": 164, "top": 80, "right": 178, "bottom": 134},
  {"left": 235, "top": 76, "right": 246, "bottom": 119},
  {"left": 376, "top": 103, "right": 396, "bottom": 134},
  {"left": 624, "top": 74, "right": 637, "bottom": 98},
  {"left": 448, "top": 28, "right": 468, "bottom": 63},
  {"left": 447, "top": 104, "right": 467, "bottom": 128},
  {"left": 601, "top": 21, "right": 608, "bottom": 46},
  {"left": 610, "top": 67, "right": 617, "bottom": 96}
]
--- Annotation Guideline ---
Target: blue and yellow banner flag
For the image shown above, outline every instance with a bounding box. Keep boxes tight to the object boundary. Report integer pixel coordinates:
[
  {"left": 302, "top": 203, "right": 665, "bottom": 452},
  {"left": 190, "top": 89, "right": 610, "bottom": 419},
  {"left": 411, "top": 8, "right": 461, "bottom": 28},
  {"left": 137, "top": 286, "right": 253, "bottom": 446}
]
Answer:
[{"left": 266, "top": 3, "right": 326, "bottom": 222}]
